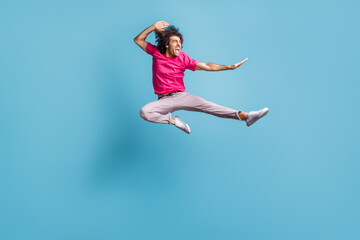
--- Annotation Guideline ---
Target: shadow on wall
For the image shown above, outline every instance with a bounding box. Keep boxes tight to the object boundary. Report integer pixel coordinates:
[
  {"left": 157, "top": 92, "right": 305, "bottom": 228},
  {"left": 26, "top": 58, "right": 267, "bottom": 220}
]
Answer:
[{"left": 87, "top": 42, "right": 176, "bottom": 191}]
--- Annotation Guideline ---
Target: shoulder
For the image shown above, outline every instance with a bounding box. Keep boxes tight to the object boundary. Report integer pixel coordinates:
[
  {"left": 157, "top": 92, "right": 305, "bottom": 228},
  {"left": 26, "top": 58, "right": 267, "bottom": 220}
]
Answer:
[
  {"left": 179, "top": 51, "right": 192, "bottom": 61},
  {"left": 146, "top": 42, "right": 161, "bottom": 55},
  {"left": 180, "top": 51, "right": 196, "bottom": 63},
  {"left": 180, "top": 51, "right": 189, "bottom": 57}
]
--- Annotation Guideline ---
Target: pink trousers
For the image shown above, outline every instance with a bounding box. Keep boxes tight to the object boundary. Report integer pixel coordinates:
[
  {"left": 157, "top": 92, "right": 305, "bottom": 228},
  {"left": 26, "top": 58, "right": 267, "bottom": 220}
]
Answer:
[{"left": 140, "top": 92, "right": 241, "bottom": 124}]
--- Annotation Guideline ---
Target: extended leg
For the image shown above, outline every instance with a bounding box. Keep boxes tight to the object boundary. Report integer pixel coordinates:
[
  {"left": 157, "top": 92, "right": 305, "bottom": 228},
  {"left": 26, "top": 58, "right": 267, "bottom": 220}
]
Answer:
[
  {"left": 172, "top": 92, "right": 245, "bottom": 120},
  {"left": 171, "top": 92, "right": 268, "bottom": 126}
]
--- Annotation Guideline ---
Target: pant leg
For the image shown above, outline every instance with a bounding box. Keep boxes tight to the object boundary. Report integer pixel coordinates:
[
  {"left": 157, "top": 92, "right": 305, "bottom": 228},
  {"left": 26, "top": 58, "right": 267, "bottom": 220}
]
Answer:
[
  {"left": 140, "top": 96, "right": 175, "bottom": 124},
  {"left": 172, "top": 92, "right": 242, "bottom": 120}
]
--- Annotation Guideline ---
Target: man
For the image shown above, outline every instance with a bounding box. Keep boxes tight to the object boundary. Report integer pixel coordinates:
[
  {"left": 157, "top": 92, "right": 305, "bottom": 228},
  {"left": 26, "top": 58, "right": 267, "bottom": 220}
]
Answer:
[{"left": 134, "top": 20, "right": 268, "bottom": 134}]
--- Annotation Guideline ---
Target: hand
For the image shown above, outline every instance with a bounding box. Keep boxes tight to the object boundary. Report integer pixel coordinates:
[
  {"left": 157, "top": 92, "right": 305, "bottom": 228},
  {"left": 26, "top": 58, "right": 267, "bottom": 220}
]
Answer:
[
  {"left": 153, "top": 21, "right": 169, "bottom": 32},
  {"left": 230, "top": 58, "right": 248, "bottom": 70}
]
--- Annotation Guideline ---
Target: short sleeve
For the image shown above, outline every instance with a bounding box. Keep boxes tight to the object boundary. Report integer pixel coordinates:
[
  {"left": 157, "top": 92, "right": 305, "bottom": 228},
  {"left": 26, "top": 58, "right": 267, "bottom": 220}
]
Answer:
[
  {"left": 146, "top": 42, "right": 158, "bottom": 56},
  {"left": 183, "top": 53, "right": 198, "bottom": 71}
]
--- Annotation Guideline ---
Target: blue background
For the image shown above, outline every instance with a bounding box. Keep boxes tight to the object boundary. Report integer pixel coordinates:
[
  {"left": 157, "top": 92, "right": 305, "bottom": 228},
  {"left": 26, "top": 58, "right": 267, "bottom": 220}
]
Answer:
[{"left": 1, "top": 0, "right": 359, "bottom": 239}]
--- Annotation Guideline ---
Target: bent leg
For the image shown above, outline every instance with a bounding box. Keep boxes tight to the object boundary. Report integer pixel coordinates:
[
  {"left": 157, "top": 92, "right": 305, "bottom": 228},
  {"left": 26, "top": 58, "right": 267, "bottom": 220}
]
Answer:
[
  {"left": 173, "top": 92, "right": 242, "bottom": 120},
  {"left": 140, "top": 97, "right": 174, "bottom": 124}
]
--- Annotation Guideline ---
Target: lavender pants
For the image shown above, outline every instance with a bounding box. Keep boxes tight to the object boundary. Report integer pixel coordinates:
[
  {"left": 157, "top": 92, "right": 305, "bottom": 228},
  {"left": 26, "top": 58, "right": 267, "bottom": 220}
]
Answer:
[{"left": 140, "top": 92, "right": 241, "bottom": 124}]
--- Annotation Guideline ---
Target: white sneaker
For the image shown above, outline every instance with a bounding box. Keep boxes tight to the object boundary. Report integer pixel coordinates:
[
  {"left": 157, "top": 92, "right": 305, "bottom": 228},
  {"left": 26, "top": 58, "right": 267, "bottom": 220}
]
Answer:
[
  {"left": 246, "top": 107, "right": 269, "bottom": 127},
  {"left": 173, "top": 116, "right": 191, "bottom": 134}
]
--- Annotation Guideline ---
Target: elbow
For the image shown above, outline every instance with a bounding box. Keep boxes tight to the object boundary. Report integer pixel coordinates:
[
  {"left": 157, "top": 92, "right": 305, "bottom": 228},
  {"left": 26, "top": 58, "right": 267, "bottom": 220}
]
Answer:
[
  {"left": 134, "top": 38, "right": 141, "bottom": 47},
  {"left": 134, "top": 38, "right": 144, "bottom": 47},
  {"left": 134, "top": 36, "right": 142, "bottom": 44},
  {"left": 205, "top": 63, "right": 213, "bottom": 71}
]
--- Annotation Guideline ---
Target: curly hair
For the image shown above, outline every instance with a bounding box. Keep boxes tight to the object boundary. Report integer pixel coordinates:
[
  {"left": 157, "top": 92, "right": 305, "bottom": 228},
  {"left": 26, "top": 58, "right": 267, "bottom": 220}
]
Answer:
[{"left": 155, "top": 25, "right": 183, "bottom": 54}]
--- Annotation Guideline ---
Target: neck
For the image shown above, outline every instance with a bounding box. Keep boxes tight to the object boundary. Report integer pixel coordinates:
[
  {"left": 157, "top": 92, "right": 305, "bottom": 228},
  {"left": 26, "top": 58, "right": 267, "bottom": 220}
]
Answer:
[{"left": 165, "top": 51, "right": 175, "bottom": 58}]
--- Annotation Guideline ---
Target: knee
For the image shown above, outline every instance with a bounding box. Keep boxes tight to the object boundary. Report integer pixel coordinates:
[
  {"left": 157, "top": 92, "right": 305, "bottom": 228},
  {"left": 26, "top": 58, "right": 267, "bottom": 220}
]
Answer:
[{"left": 140, "top": 106, "right": 150, "bottom": 121}]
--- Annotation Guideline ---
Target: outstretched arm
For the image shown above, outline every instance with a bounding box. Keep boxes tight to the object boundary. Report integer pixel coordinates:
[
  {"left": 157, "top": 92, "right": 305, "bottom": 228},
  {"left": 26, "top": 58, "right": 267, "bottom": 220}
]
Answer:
[
  {"left": 134, "top": 21, "right": 169, "bottom": 52},
  {"left": 195, "top": 58, "right": 248, "bottom": 71}
]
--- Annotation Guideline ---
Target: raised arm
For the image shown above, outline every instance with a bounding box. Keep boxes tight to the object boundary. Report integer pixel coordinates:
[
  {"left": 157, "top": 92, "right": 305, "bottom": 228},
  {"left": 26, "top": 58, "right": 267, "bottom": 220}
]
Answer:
[
  {"left": 134, "top": 21, "right": 169, "bottom": 52},
  {"left": 195, "top": 58, "right": 248, "bottom": 71}
]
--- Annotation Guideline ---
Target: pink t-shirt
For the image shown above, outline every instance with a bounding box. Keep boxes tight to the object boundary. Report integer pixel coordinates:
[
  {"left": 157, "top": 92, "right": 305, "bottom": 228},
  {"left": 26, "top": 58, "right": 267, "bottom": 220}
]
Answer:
[{"left": 146, "top": 42, "right": 198, "bottom": 95}]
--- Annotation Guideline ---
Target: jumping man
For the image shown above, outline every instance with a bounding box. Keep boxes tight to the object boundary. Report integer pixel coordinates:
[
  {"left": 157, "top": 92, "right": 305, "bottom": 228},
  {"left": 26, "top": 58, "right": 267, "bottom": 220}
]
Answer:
[{"left": 134, "top": 20, "right": 268, "bottom": 134}]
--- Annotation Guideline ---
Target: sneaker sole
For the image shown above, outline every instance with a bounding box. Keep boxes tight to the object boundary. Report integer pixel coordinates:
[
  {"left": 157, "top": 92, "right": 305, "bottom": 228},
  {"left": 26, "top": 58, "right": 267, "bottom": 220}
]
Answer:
[{"left": 185, "top": 124, "right": 191, "bottom": 134}]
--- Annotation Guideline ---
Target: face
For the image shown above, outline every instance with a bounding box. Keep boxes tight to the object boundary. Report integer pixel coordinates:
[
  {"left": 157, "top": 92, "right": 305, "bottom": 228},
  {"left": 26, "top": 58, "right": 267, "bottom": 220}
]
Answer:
[{"left": 166, "top": 36, "right": 182, "bottom": 57}]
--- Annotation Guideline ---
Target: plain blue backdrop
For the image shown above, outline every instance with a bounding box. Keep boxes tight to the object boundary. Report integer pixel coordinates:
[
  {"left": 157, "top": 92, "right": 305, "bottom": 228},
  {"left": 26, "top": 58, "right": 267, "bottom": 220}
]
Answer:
[{"left": 1, "top": 0, "right": 359, "bottom": 239}]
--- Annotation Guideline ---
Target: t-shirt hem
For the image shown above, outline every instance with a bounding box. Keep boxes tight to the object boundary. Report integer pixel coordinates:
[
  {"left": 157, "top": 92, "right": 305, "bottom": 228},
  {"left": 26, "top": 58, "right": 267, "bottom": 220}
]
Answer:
[{"left": 154, "top": 89, "right": 186, "bottom": 95}]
